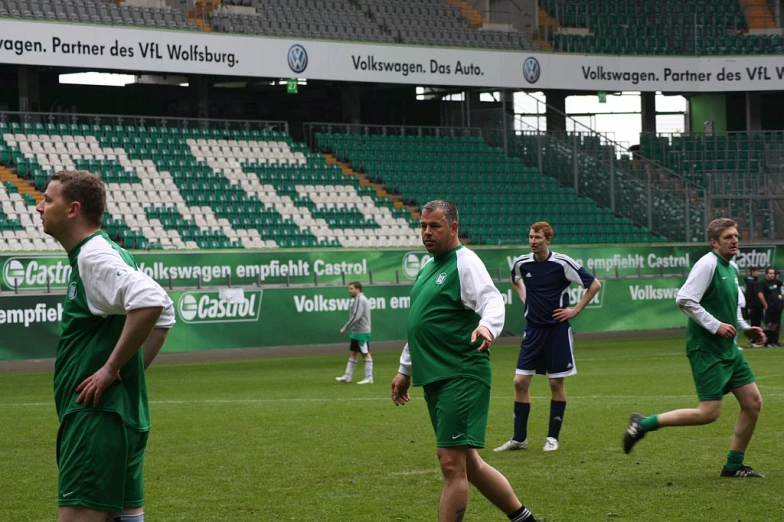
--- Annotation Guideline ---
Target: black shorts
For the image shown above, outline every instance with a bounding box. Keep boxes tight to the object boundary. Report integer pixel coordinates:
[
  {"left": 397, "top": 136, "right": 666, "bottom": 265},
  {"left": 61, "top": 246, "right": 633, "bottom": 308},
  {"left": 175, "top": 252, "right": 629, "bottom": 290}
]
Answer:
[
  {"left": 765, "top": 305, "right": 782, "bottom": 326},
  {"left": 349, "top": 339, "right": 370, "bottom": 354},
  {"left": 748, "top": 307, "right": 763, "bottom": 328},
  {"left": 516, "top": 323, "right": 576, "bottom": 378}
]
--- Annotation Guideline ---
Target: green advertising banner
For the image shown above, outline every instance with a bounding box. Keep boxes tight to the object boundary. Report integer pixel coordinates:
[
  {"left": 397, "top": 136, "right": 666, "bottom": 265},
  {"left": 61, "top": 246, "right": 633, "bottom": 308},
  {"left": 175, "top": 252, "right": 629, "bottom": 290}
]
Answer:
[
  {"left": 0, "top": 244, "right": 777, "bottom": 292},
  {"left": 0, "top": 277, "right": 697, "bottom": 361},
  {"left": 477, "top": 244, "right": 778, "bottom": 281},
  {"left": 0, "top": 294, "right": 64, "bottom": 360}
]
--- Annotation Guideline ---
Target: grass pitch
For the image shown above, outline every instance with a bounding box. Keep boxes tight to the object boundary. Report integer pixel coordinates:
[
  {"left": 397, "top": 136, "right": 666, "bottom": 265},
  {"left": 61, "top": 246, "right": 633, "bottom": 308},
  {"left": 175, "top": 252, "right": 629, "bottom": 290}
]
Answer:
[{"left": 1, "top": 336, "right": 783, "bottom": 521}]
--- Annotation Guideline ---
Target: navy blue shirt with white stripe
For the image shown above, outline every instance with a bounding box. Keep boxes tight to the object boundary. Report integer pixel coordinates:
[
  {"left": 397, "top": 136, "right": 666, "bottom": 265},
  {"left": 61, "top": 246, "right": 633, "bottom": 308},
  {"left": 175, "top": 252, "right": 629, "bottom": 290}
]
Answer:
[{"left": 511, "top": 251, "right": 596, "bottom": 327}]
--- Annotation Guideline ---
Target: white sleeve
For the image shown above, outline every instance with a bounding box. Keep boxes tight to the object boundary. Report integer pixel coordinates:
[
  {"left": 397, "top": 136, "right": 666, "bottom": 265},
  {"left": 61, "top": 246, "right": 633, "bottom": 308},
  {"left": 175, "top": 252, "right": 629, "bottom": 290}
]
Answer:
[
  {"left": 737, "top": 305, "right": 750, "bottom": 331},
  {"left": 78, "top": 244, "right": 175, "bottom": 328},
  {"left": 510, "top": 257, "right": 523, "bottom": 284},
  {"left": 398, "top": 343, "right": 412, "bottom": 376},
  {"left": 457, "top": 250, "right": 505, "bottom": 339},
  {"left": 675, "top": 255, "right": 719, "bottom": 334}
]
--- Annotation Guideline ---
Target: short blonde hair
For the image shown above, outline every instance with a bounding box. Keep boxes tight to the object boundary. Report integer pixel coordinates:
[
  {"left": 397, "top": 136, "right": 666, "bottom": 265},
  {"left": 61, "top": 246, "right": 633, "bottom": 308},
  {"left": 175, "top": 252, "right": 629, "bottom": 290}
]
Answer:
[{"left": 706, "top": 218, "right": 737, "bottom": 242}]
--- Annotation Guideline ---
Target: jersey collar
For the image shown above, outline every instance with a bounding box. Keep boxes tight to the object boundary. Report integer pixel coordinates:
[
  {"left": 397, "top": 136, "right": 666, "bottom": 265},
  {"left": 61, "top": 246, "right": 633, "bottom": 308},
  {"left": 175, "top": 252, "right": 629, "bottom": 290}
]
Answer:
[
  {"left": 533, "top": 250, "right": 552, "bottom": 263},
  {"left": 434, "top": 244, "right": 463, "bottom": 262},
  {"left": 67, "top": 230, "right": 106, "bottom": 264},
  {"left": 710, "top": 250, "right": 731, "bottom": 266}
]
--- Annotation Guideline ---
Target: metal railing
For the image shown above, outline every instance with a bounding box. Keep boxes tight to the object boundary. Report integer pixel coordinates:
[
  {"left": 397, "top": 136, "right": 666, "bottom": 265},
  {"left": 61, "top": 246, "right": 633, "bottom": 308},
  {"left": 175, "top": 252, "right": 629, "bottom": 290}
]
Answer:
[
  {"left": 0, "top": 110, "right": 289, "bottom": 135},
  {"left": 486, "top": 125, "right": 707, "bottom": 243},
  {"left": 303, "top": 122, "right": 483, "bottom": 151},
  {"left": 512, "top": 93, "right": 706, "bottom": 207},
  {"left": 640, "top": 131, "right": 783, "bottom": 239}
]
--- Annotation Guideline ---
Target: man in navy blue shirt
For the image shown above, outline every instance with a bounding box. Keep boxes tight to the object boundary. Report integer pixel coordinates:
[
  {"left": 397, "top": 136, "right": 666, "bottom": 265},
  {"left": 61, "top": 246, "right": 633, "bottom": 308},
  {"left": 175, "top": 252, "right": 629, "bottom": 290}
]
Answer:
[{"left": 495, "top": 222, "right": 601, "bottom": 452}]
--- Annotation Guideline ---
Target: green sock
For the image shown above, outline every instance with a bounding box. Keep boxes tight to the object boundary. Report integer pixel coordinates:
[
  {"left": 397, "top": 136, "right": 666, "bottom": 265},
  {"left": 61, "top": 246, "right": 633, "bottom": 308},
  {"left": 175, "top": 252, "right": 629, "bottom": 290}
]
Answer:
[
  {"left": 639, "top": 415, "right": 660, "bottom": 432},
  {"left": 725, "top": 450, "right": 744, "bottom": 471}
]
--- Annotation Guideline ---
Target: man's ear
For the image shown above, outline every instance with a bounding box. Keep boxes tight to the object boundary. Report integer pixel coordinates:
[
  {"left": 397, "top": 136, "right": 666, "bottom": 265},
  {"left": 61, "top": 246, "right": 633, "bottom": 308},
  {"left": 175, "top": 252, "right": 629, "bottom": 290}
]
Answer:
[{"left": 67, "top": 200, "right": 82, "bottom": 219}]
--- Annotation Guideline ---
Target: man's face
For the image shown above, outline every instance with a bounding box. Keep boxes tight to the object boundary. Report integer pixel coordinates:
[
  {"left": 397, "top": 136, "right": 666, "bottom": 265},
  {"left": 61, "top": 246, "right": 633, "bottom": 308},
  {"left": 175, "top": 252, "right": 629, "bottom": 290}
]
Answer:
[
  {"left": 710, "top": 226, "right": 739, "bottom": 260},
  {"left": 529, "top": 229, "right": 550, "bottom": 253},
  {"left": 348, "top": 284, "right": 359, "bottom": 297},
  {"left": 420, "top": 208, "right": 456, "bottom": 256},
  {"left": 36, "top": 180, "right": 72, "bottom": 239},
  {"left": 751, "top": 269, "right": 760, "bottom": 279},
  {"left": 767, "top": 269, "right": 776, "bottom": 280}
]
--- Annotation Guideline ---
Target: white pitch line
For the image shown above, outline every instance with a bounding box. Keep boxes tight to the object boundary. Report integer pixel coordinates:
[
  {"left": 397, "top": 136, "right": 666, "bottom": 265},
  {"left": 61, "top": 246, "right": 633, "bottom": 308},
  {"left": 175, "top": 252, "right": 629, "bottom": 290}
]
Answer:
[
  {"left": 5, "top": 393, "right": 784, "bottom": 408},
  {"left": 389, "top": 469, "right": 440, "bottom": 476}
]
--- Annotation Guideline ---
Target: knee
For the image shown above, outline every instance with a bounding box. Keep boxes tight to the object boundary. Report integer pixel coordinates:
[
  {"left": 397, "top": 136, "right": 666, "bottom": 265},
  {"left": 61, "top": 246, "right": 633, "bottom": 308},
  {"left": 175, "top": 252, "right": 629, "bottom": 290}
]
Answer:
[
  {"left": 548, "top": 378, "right": 564, "bottom": 394},
  {"left": 745, "top": 393, "right": 763, "bottom": 416},
  {"left": 513, "top": 377, "right": 529, "bottom": 394},
  {"left": 700, "top": 407, "right": 721, "bottom": 424},
  {"left": 437, "top": 451, "right": 466, "bottom": 481},
  {"left": 705, "top": 410, "right": 721, "bottom": 423}
]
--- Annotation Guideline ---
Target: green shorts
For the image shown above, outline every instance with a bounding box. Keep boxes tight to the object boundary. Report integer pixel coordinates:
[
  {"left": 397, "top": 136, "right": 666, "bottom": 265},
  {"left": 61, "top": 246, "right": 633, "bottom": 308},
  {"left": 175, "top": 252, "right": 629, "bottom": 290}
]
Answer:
[
  {"left": 423, "top": 377, "right": 490, "bottom": 449},
  {"left": 56, "top": 410, "right": 149, "bottom": 513},
  {"left": 688, "top": 350, "right": 756, "bottom": 402}
]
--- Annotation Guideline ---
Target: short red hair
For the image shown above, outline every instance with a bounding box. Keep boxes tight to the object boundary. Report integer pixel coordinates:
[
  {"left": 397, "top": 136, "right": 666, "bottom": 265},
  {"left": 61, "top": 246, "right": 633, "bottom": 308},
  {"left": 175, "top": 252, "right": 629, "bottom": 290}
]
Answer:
[{"left": 530, "top": 221, "right": 554, "bottom": 241}]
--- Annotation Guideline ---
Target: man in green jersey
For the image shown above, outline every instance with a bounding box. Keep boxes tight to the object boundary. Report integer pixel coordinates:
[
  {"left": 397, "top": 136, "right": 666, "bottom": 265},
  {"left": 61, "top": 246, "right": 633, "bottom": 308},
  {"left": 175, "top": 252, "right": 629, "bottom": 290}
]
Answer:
[
  {"left": 623, "top": 218, "right": 766, "bottom": 478},
  {"left": 36, "top": 171, "right": 175, "bottom": 521},
  {"left": 391, "top": 200, "right": 540, "bottom": 522}
]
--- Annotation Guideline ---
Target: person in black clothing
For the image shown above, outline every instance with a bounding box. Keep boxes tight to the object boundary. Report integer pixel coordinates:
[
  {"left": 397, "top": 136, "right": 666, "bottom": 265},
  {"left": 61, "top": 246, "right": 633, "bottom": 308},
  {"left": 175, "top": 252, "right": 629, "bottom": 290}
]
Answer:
[
  {"left": 758, "top": 268, "right": 783, "bottom": 347},
  {"left": 745, "top": 268, "right": 764, "bottom": 346}
]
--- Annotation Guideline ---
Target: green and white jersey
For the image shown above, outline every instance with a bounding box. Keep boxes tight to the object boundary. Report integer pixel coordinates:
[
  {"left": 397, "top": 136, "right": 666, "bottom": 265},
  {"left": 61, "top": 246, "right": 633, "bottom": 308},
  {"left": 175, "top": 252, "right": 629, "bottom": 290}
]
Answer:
[
  {"left": 676, "top": 252, "right": 744, "bottom": 360},
  {"left": 398, "top": 245, "right": 505, "bottom": 387},
  {"left": 55, "top": 231, "right": 175, "bottom": 431}
]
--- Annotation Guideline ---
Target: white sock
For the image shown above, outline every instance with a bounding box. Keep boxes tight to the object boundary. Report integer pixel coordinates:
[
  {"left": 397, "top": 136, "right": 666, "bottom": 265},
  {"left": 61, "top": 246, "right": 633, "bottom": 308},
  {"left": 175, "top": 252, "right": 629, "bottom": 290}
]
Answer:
[
  {"left": 110, "top": 514, "right": 144, "bottom": 522},
  {"left": 365, "top": 360, "right": 373, "bottom": 380},
  {"left": 345, "top": 359, "right": 357, "bottom": 378}
]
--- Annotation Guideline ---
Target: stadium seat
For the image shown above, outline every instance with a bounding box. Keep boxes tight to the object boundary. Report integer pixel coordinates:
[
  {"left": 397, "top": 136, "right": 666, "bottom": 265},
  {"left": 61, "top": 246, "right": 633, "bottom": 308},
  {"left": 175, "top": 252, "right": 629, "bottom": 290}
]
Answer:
[
  {"left": 636, "top": 131, "right": 775, "bottom": 240},
  {"left": 317, "top": 131, "right": 659, "bottom": 244},
  {"left": 0, "top": 122, "right": 421, "bottom": 250},
  {"left": 541, "top": 0, "right": 767, "bottom": 56}
]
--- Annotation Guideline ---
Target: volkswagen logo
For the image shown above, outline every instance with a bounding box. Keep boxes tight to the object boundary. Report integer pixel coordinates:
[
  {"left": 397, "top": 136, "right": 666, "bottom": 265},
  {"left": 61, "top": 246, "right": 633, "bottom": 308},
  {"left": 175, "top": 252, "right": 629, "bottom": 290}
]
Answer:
[
  {"left": 522, "top": 57, "right": 540, "bottom": 84},
  {"left": 288, "top": 44, "right": 308, "bottom": 74}
]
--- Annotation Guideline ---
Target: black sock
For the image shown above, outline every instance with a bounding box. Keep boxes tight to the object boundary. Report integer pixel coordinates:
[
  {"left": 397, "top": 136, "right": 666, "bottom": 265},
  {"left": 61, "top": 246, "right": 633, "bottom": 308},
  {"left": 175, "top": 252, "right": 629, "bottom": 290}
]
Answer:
[
  {"left": 548, "top": 400, "right": 567, "bottom": 440},
  {"left": 513, "top": 402, "right": 530, "bottom": 442},
  {"left": 508, "top": 505, "right": 535, "bottom": 522}
]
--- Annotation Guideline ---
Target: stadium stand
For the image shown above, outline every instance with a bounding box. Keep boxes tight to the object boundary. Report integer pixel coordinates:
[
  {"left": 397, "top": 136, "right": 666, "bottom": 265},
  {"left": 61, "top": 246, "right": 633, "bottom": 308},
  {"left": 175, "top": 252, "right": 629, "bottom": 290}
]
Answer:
[
  {"left": 212, "top": 0, "right": 395, "bottom": 42},
  {"left": 0, "top": 0, "right": 198, "bottom": 30},
  {"left": 503, "top": 131, "right": 696, "bottom": 243},
  {"left": 0, "top": 118, "right": 421, "bottom": 251},
  {"left": 541, "top": 0, "right": 782, "bottom": 56},
  {"left": 0, "top": 165, "right": 58, "bottom": 252},
  {"left": 211, "top": 0, "right": 532, "bottom": 49},
  {"left": 0, "top": 0, "right": 535, "bottom": 49},
  {"left": 502, "top": 128, "right": 775, "bottom": 242},
  {"left": 359, "top": 0, "right": 527, "bottom": 49},
  {"left": 316, "top": 129, "right": 661, "bottom": 244},
  {"left": 640, "top": 132, "right": 769, "bottom": 188},
  {"left": 639, "top": 131, "right": 775, "bottom": 238}
]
